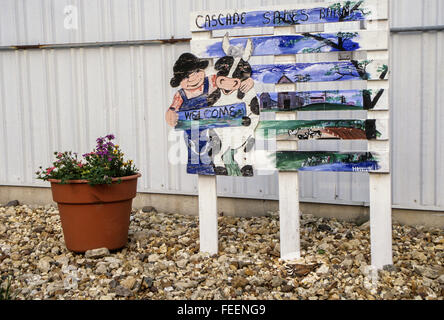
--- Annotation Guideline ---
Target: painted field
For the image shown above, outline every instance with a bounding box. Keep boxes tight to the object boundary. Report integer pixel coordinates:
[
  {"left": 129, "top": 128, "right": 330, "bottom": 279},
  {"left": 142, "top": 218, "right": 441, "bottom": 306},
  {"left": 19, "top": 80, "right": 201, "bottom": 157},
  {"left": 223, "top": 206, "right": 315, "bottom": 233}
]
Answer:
[
  {"left": 257, "top": 119, "right": 388, "bottom": 140},
  {"left": 258, "top": 89, "right": 387, "bottom": 111},
  {"left": 275, "top": 151, "right": 388, "bottom": 172},
  {"left": 191, "top": 31, "right": 388, "bottom": 58},
  {"left": 190, "top": 0, "right": 387, "bottom": 32},
  {"left": 251, "top": 60, "right": 388, "bottom": 84}
]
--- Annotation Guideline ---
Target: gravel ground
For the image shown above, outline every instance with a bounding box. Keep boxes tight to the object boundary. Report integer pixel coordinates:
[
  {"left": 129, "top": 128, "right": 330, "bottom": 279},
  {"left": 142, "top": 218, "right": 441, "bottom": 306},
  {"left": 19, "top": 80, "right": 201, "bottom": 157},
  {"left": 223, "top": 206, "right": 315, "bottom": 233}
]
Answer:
[{"left": 0, "top": 204, "right": 443, "bottom": 300}]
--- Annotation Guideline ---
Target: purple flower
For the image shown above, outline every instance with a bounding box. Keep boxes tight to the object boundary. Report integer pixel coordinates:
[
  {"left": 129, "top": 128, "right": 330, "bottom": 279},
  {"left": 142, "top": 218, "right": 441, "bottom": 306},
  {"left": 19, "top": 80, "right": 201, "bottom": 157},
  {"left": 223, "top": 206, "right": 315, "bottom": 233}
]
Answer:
[{"left": 106, "top": 134, "right": 115, "bottom": 140}]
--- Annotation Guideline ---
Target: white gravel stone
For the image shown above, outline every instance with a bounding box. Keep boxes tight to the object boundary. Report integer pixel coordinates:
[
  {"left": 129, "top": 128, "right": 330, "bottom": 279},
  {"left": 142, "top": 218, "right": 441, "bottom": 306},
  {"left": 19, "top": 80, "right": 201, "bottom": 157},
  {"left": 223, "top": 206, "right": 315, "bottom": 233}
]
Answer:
[
  {"left": 85, "top": 248, "right": 110, "bottom": 259},
  {"left": 0, "top": 205, "right": 442, "bottom": 300}
]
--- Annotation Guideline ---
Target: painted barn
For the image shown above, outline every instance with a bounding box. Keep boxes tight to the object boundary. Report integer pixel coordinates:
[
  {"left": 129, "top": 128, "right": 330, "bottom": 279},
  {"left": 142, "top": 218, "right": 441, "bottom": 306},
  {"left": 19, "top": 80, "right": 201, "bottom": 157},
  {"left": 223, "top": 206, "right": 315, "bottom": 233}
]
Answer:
[
  {"left": 310, "top": 96, "right": 326, "bottom": 104},
  {"left": 277, "top": 75, "right": 304, "bottom": 110},
  {"left": 259, "top": 92, "right": 273, "bottom": 109}
]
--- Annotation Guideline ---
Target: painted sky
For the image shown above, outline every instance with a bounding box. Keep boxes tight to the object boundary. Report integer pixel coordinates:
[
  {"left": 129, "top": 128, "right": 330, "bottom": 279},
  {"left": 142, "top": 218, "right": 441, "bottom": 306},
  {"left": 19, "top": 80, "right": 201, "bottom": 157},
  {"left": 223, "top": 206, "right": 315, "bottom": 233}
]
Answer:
[
  {"left": 202, "top": 34, "right": 361, "bottom": 58},
  {"left": 251, "top": 61, "right": 363, "bottom": 84}
]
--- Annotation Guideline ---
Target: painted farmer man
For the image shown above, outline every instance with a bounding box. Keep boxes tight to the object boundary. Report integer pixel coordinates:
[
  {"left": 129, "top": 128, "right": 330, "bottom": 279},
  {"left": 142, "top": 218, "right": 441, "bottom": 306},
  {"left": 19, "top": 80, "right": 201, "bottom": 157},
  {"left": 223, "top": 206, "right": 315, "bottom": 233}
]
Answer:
[{"left": 165, "top": 52, "right": 254, "bottom": 175}]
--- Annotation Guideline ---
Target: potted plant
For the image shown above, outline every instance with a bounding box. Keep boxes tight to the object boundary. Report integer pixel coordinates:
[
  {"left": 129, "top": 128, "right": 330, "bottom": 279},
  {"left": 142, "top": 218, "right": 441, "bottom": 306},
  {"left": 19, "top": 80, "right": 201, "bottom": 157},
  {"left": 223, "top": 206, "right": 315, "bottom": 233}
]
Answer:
[{"left": 36, "top": 134, "right": 141, "bottom": 253}]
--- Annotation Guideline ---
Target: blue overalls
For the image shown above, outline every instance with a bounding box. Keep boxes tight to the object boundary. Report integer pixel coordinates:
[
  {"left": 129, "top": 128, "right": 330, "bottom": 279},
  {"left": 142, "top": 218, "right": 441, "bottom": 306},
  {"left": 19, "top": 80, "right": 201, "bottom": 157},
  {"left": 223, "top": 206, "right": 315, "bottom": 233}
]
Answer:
[{"left": 178, "top": 77, "right": 215, "bottom": 175}]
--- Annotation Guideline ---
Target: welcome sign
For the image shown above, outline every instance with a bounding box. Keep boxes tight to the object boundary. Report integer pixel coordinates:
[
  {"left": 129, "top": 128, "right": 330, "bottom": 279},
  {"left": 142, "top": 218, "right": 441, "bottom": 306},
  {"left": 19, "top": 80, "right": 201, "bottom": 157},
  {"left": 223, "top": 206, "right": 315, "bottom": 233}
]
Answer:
[{"left": 175, "top": 103, "right": 247, "bottom": 130}]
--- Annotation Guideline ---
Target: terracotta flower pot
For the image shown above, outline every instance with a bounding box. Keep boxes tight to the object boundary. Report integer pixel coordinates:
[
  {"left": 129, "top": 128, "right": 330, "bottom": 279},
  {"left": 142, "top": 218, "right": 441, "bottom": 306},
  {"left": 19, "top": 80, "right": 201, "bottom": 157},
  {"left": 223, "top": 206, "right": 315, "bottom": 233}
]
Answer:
[{"left": 49, "top": 173, "right": 141, "bottom": 253}]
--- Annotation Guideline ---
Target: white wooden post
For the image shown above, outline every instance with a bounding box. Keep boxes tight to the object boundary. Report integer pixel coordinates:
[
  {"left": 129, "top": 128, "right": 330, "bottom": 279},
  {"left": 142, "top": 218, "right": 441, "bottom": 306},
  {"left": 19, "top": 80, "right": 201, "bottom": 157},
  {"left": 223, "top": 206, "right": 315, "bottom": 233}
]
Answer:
[
  {"left": 274, "top": 26, "right": 301, "bottom": 261},
  {"left": 368, "top": 108, "right": 392, "bottom": 269},
  {"left": 278, "top": 171, "right": 301, "bottom": 260},
  {"left": 369, "top": 172, "right": 393, "bottom": 269},
  {"left": 198, "top": 175, "right": 218, "bottom": 255}
]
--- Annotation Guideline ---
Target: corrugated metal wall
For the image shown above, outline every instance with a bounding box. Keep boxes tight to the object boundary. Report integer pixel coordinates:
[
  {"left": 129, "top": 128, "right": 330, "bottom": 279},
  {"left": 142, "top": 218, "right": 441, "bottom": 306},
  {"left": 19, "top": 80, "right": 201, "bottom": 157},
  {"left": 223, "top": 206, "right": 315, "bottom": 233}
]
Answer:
[{"left": 0, "top": 0, "right": 443, "bottom": 211}]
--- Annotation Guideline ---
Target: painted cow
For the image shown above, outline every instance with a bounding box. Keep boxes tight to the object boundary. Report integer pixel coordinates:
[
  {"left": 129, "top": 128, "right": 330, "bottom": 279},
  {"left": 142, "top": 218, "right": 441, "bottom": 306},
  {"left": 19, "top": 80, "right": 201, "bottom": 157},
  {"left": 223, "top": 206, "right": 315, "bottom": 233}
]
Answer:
[{"left": 207, "top": 34, "right": 260, "bottom": 177}]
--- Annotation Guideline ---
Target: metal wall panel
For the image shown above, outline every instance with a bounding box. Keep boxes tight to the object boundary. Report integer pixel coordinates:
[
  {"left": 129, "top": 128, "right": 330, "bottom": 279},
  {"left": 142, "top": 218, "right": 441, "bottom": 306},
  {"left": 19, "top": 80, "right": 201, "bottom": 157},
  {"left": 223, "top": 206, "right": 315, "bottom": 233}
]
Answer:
[
  {"left": 0, "top": 0, "right": 443, "bottom": 212},
  {"left": 0, "top": 0, "right": 325, "bottom": 46},
  {"left": 391, "top": 0, "right": 444, "bottom": 28}
]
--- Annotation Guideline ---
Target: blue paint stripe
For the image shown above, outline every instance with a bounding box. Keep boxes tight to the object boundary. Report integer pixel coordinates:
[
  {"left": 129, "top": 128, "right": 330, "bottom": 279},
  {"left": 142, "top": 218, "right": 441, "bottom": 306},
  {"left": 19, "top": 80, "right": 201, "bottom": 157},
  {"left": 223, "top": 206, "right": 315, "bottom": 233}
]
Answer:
[{"left": 251, "top": 61, "right": 377, "bottom": 84}]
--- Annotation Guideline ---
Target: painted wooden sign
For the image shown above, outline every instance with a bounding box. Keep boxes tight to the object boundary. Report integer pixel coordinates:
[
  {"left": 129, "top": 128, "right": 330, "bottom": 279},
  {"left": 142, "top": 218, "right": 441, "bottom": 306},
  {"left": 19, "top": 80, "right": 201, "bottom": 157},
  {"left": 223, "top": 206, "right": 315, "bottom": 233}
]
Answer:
[
  {"left": 191, "top": 30, "right": 388, "bottom": 58},
  {"left": 275, "top": 151, "right": 389, "bottom": 172},
  {"left": 257, "top": 119, "right": 388, "bottom": 140},
  {"left": 189, "top": 0, "right": 393, "bottom": 269},
  {"left": 190, "top": 0, "right": 388, "bottom": 32},
  {"left": 252, "top": 59, "right": 388, "bottom": 84},
  {"left": 258, "top": 89, "right": 388, "bottom": 112}
]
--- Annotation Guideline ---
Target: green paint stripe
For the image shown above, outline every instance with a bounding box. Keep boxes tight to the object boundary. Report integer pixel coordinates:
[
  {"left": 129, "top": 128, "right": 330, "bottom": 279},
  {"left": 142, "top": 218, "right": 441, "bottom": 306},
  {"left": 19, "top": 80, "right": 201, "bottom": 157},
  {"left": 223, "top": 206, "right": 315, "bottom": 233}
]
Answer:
[{"left": 257, "top": 120, "right": 381, "bottom": 139}]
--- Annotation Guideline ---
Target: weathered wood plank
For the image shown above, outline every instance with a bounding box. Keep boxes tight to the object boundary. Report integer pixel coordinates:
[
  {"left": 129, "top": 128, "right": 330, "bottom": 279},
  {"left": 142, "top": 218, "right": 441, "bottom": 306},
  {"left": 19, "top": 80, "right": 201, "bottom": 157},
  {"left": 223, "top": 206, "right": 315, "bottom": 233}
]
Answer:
[
  {"left": 257, "top": 119, "right": 388, "bottom": 140},
  {"left": 198, "top": 175, "right": 218, "bottom": 254},
  {"left": 258, "top": 89, "right": 388, "bottom": 111},
  {"left": 279, "top": 171, "right": 301, "bottom": 260},
  {"left": 190, "top": 0, "right": 388, "bottom": 32},
  {"left": 191, "top": 30, "right": 388, "bottom": 58},
  {"left": 276, "top": 151, "right": 389, "bottom": 172},
  {"left": 251, "top": 59, "right": 388, "bottom": 84},
  {"left": 369, "top": 172, "right": 393, "bottom": 268}
]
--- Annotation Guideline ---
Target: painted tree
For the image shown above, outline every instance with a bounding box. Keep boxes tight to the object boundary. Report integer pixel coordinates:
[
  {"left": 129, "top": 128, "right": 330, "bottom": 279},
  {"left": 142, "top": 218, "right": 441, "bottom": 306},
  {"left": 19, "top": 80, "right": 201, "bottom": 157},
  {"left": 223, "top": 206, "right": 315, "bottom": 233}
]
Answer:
[
  {"left": 324, "top": 61, "right": 387, "bottom": 109},
  {"left": 363, "top": 88, "right": 385, "bottom": 110},
  {"left": 301, "top": 32, "right": 359, "bottom": 53},
  {"left": 377, "top": 64, "right": 389, "bottom": 79},
  {"left": 324, "top": 59, "right": 371, "bottom": 81},
  {"left": 327, "top": 1, "right": 369, "bottom": 21},
  {"left": 294, "top": 74, "right": 312, "bottom": 83}
]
